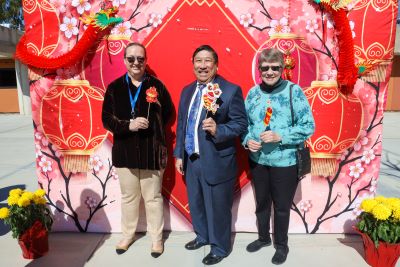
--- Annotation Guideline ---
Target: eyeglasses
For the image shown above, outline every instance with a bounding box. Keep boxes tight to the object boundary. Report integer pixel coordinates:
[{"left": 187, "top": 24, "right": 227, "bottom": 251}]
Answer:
[
  {"left": 126, "top": 56, "right": 146, "bottom": 64},
  {"left": 259, "top": 65, "right": 282, "bottom": 72}
]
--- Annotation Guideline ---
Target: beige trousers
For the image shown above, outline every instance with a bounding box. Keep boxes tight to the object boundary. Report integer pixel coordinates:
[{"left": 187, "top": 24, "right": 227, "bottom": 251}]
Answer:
[{"left": 116, "top": 168, "right": 164, "bottom": 242}]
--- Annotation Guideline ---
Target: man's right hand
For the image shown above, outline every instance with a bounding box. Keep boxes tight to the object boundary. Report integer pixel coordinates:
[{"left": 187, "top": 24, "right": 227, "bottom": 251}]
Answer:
[
  {"left": 129, "top": 117, "right": 149, "bottom": 132},
  {"left": 175, "top": 158, "right": 184, "bottom": 175},
  {"left": 247, "top": 139, "right": 262, "bottom": 153}
]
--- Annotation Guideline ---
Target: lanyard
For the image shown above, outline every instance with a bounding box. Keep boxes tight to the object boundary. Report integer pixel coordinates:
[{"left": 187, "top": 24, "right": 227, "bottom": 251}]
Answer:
[{"left": 125, "top": 73, "right": 144, "bottom": 118}]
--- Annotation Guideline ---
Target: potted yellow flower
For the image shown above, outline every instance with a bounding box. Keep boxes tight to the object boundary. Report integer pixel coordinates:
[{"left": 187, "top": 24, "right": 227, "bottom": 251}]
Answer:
[
  {"left": 0, "top": 188, "right": 53, "bottom": 259},
  {"left": 355, "top": 196, "right": 400, "bottom": 267}
]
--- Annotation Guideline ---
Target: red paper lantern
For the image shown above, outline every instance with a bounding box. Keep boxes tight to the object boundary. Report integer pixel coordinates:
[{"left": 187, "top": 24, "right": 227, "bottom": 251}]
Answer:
[
  {"left": 304, "top": 81, "right": 363, "bottom": 176},
  {"left": 253, "top": 33, "right": 318, "bottom": 88},
  {"left": 22, "top": 0, "right": 60, "bottom": 57},
  {"left": 82, "top": 36, "right": 130, "bottom": 93},
  {"left": 40, "top": 80, "right": 108, "bottom": 172}
]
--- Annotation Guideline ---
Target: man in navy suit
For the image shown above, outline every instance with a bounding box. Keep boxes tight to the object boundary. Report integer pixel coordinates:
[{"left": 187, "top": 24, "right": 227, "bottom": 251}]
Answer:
[{"left": 174, "top": 45, "right": 247, "bottom": 265}]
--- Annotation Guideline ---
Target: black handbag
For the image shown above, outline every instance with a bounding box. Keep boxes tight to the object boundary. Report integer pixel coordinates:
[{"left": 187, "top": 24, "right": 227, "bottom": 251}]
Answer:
[{"left": 289, "top": 84, "right": 311, "bottom": 178}]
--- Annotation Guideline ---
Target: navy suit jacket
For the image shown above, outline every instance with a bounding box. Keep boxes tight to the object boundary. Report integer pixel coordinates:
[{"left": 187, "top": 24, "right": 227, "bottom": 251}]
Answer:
[{"left": 173, "top": 75, "right": 248, "bottom": 185}]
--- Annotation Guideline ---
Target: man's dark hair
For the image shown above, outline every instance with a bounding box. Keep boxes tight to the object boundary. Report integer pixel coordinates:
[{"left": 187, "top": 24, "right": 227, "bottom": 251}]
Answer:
[
  {"left": 124, "top": 42, "right": 147, "bottom": 58},
  {"left": 192, "top": 45, "right": 218, "bottom": 64}
]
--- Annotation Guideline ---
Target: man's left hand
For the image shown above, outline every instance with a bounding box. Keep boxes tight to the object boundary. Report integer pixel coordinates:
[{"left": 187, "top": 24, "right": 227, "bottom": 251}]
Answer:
[{"left": 202, "top": 117, "right": 217, "bottom": 136}]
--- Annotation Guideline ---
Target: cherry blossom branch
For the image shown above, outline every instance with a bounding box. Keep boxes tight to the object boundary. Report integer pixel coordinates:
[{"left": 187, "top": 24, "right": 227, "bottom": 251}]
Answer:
[
  {"left": 128, "top": 0, "right": 145, "bottom": 21},
  {"left": 130, "top": 23, "right": 151, "bottom": 32},
  {"left": 256, "top": 0, "right": 272, "bottom": 20},
  {"left": 249, "top": 24, "right": 271, "bottom": 32},
  {"left": 312, "top": 31, "right": 338, "bottom": 70},
  {"left": 291, "top": 202, "right": 309, "bottom": 233}
]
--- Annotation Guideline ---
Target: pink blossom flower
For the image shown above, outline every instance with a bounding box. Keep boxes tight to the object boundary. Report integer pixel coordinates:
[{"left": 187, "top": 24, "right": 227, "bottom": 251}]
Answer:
[
  {"left": 39, "top": 156, "right": 53, "bottom": 173},
  {"left": 71, "top": 0, "right": 91, "bottom": 15},
  {"left": 149, "top": 13, "right": 162, "bottom": 28},
  {"left": 349, "top": 162, "right": 364, "bottom": 179},
  {"left": 111, "top": 168, "right": 119, "bottom": 180},
  {"left": 89, "top": 155, "right": 103, "bottom": 172},
  {"left": 112, "top": 0, "right": 126, "bottom": 7},
  {"left": 35, "top": 131, "right": 43, "bottom": 140},
  {"left": 50, "top": 0, "right": 66, "bottom": 13},
  {"left": 35, "top": 144, "right": 43, "bottom": 159},
  {"left": 369, "top": 177, "right": 377, "bottom": 193},
  {"left": 339, "top": 149, "right": 349, "bottom": 161},
  {"left": 111, "top": 21, "right": 132, "bottom": 37},
  {"left": 268, "top": 17, "right": 290, "bottom": 36},
  {"left": 299, "top": 200, "right": 312, "bottom": 212},
  {"left": 56, "top": 67, "right": 78, "bottom": 80},
  {"left": 85, "top": 196, "right": 98, "bottom": 209},
  {"left": 352, "top": 199, "right": 363, "bottom": 216},
  {"left": 361, "top": 149, "right": 376, "bottom": 164},
  {"left": 239, "top": 13, "right": 253, "bottom": 28},
  {"left": 41, "top": 137, "right": 49, "bottom": 146},
  {"left": 306, "top": 19, "right": 318, "bottom": 33},
  {"left": 328, "top": 69, "right": 337, "bottom": 80},
  {"left": 60, "top": 17, "right": 79, "bottom": 39}
]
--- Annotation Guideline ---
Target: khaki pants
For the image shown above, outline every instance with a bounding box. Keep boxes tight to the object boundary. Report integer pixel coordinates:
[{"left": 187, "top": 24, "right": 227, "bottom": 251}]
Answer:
[{"left": 116, "top": 168, "right": 164, "bottom": 242}]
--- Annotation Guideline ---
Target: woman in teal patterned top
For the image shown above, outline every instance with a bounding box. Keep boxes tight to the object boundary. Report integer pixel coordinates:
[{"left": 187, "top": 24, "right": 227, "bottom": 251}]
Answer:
[{"left": 242, "top": 48, "right": 315, "bottom": 265}]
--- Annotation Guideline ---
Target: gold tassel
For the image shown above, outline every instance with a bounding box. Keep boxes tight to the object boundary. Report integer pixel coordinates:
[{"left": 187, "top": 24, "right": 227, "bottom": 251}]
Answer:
[
  {"left": 311, "top": 158, "right": 337, "bottom": 177},
  {"left": 63, "top": 155, "right": 90, "bottom": 173}
]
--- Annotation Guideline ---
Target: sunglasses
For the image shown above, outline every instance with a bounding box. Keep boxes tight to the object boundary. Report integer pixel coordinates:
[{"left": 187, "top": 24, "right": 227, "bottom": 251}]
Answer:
[
  {"left": 259, "top": 65, "right": 282, "bottom": 72},
  {"left": 126, "top": 56, "right": 146, "bottom": 64}
]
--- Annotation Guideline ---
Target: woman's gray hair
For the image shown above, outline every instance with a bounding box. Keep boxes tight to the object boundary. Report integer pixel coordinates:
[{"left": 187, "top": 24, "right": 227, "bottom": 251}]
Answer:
[{"left": 257, "top": 48, "right": 284, "bottom": 68}]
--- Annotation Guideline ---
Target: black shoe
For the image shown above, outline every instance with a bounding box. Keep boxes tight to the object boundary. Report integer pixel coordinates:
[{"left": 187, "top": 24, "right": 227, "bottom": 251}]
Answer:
[
  {"left": 246, "top": 239, "right": 272, "bottom": 252},
  {"left": 202, "top": 253, "right": 225, "bottom": 265},
  {"left": 184, "top": 239, "right": 207, "bottom": 250},
  {"left": 271, "top": 248, "right": 289, "bottom": 265}
]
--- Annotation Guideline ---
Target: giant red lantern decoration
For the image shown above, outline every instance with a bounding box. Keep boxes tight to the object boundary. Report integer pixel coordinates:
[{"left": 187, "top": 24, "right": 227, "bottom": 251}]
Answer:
[
  {"left": 253, "top": 33, "right": 318, "bottom": 88},
  {"left": 40, "top": 80, "right": 108, "bottom": 172},
  {"left": 305, "top": 81, "right": 363, "bottom": 176},
  {"left": 82, "top": 36, "right": 130, "bottom": 93}
]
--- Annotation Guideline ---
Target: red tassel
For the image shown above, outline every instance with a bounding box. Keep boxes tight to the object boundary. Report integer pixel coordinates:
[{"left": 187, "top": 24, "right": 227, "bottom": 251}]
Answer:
[{"left": 15, "top": 25, "right": 109, "bottom": 70}]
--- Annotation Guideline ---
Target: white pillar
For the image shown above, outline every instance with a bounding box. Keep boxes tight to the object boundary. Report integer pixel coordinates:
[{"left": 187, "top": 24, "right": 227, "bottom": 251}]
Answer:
[{"left": 15, "top": 60, "right": 31, "bottom": 115}]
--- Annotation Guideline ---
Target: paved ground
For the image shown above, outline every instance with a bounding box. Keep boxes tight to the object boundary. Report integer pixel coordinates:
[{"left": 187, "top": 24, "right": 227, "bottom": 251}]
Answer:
[{"left": 0, "top": 113, "right": 399, "bottom": 267}]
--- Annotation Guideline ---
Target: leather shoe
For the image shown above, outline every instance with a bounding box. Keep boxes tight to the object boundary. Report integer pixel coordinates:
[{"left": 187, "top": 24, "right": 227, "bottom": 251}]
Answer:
[
  {"left": 202, "top": 253, "right": 224, "bottom": 265},
  {"left": 246, "top": 239, "right": 272, "bottom": 252},
  {"left": 271, "top": 248, "right": 289, "bottom": 265},
  {"left": 115, "top": 238, "right": 134, "bottom": 255},
  {"left": 184, "top": 239, "right": 207, "bottom": 250},
  {"left": 151, "top": 241, "right": 164, "bottom": 258}
]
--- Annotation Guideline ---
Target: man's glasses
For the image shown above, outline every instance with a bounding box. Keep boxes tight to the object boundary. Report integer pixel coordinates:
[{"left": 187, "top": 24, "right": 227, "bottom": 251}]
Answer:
[
  {"left": 126, "top": 56, "right": 146, "bottom": 64},
  {"left": 259, "top": 65, "right": 282, "bottom": 72}
]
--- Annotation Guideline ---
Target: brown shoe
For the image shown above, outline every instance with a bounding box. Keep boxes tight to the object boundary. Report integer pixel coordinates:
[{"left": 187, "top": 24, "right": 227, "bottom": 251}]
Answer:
[
  {"left": 115, "top": 238, "right": 134, "bottom": 255},
  {"left": 151, "top": 241, "right": 164, "bottom": 258}
]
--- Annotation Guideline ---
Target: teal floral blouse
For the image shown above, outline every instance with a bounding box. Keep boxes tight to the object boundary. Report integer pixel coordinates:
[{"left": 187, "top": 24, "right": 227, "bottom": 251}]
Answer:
[{"left": 242, "top": 81, "right": 315, "bottom": 167}]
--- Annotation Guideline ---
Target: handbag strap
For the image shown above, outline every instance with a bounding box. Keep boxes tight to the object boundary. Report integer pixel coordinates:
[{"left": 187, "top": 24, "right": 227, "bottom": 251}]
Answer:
[
  {"left": 289, "top": 83, "right": 295, "bottom": 127},
  {"left": 289, "top": 84, "right": 304, "bottom": 149}
]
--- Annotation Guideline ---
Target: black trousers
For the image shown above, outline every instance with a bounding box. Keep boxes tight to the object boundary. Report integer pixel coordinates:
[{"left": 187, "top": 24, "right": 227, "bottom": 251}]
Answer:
[{"left": 249, "top": 160, "right": 298, "bottom": 250}]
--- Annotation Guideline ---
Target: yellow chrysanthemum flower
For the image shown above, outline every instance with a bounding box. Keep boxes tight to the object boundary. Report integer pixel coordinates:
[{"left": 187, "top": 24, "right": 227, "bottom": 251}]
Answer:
[
  {"left": 21, "top": 191, "right": 34, "bottom": 201},
  {"left": 360, "top": 199, "right": 378, "bottom": 213},
  {"left": 384, "top": 198, "right": 400, "bottom": 210},
  {"left": 17, "top": 196, "right": 31, "bottom": 207},
  {"left": 7, "top": 195, "right": 19, "bottom": 206},
  {"left": 0, "top": 207, "right": 10, "bottom": 219},
  {"left": 34, "top": 189, "right": 46, "bottom": 198},
  {"left": 9, "top": 188, "right": 23, "bottom": 197},
  {"left": 372, "top": 203, "right": 392, "bottom": 221},
  {"left": 374, "top": 196, "right": 386, "bottom": 203},
  {"left": 33, "top": 196, "right": 47, "bottom": 205},
  {"left": 393, "top": 207, "right": 400, "bottom": 221}
]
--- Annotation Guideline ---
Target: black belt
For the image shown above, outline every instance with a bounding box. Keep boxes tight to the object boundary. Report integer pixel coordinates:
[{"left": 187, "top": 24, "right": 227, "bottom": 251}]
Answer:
[{"left": 189, "top": 153, "right": 200, "bottom": 161}]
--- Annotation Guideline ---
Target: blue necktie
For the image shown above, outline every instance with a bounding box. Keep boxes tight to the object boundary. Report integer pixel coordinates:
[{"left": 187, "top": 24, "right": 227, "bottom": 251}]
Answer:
[{"left": 185, "top": 84, "right": 205, "bottom": 156}]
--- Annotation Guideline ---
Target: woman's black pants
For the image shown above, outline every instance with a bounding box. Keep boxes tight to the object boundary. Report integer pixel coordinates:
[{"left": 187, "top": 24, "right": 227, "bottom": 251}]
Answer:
[{"left": 249, "top": 160, "right": 298, "bottom": 250}]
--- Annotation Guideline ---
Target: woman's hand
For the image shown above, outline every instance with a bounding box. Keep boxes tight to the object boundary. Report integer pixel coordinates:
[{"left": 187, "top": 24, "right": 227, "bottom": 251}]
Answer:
[
  {"left": 129, "top": 117, "right": 149, "bottom": 131},
  {"left": 247, "top": 139, "right": 262, "bottom": 153},
  {"left": 175, "top": 158, "right": 184, "bottom": 175},
  {"left": 260, "top": 131, "right": 281, "bottom": 143}
]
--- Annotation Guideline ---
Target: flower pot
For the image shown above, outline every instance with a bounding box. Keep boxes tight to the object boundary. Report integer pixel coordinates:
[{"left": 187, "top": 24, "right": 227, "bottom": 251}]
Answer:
[
  {"left": 18, "top": 221, "right": 49, "bottom": 259},
  {"left": 355, "top": 228, "right": 400, "bottom": 267}
]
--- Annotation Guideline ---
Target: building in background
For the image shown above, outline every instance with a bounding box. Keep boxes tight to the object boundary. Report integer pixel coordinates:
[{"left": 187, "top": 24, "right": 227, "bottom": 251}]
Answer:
[{"left": 0, "top": 25, "right": 30, "bottom": 114}]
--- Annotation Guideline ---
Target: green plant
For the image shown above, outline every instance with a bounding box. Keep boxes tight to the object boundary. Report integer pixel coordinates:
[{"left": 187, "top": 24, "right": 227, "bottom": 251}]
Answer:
[
  {"left": 356, "top": 196, "right": 400, "bottom": 247},
  {"left": 0, "top": 188, "right": 53, "bottom": 238}
]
